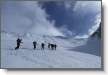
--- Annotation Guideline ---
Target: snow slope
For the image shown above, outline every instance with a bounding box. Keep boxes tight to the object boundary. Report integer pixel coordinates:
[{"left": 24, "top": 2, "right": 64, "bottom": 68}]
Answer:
[
  {"left": 1, "top": 33, "right": 101, "bottom": 68},
  {"left": 68, "top": 37, "right": 101, "bottom": 56}
]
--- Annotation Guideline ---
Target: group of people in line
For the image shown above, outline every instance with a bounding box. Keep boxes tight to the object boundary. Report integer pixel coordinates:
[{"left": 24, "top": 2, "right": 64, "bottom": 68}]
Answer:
[{"left": 15, "top": 38, "right": 57, "bottom": 50}]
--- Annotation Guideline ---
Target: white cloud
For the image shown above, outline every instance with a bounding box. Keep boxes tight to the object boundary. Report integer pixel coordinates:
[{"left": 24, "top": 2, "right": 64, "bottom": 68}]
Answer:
[
  {"left": 73, "top": 1, "right": 101, "bottom": 14},
  {"left": 59, "top": 25, "right": 75, "bottom": 36},
  {"left": 1, "top": 1, "right": 64, "bottom": 37},
  {"left": 64, "top": 1, "right": 72, "bottom": 9},
  {"left": 88, "top": 14, "right": 101, "bottom": 36},
  {"left": 22, "top": 1, "right": 64, "bottom": 36},
  {"left": 74, "top": 13, "right": 101, "bottom": 39},
  {"left": 75, "top": 35, "right": 89, "bottom": 39},
  {"left": 73, "top": 1, "right": 101, "bottom": 39}
]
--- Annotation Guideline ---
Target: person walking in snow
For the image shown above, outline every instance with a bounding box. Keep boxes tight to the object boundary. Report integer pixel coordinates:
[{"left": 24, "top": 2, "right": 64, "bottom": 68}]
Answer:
[
  {"left": 33, "top": 41, "right": 37, "bottom": 50},
  {"left": 41, "top": 43, "right": 45, "bottom": 50},
  {"left": 54, "top": 44, "right": 57, "bottom": 50},
  {"left": 48, "top": 43, "right": 51, "bottom": 49},
  {"left": 15, "top": 38, "right": 23, "bottom": 50},
  {"left": 50, "top": 44, "right": 54, "bottom": 50}
]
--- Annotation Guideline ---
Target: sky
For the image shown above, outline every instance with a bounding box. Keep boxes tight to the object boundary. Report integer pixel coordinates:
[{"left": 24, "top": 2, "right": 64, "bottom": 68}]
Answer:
[{"left": 1, "top": 1, "right": 101, "bottom": 38}]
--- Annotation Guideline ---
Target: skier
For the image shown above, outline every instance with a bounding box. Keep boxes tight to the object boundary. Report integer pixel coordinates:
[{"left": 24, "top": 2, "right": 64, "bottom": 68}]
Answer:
[
  {"left": 41, "top": 43, "right": 45, "bottom": 50},
  {"left": 33, "top": 41, "right": 37, "bottom": 50},
  {"left": 15, "top": 38, "right": 23, "bottom": 50}
]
